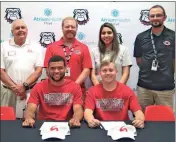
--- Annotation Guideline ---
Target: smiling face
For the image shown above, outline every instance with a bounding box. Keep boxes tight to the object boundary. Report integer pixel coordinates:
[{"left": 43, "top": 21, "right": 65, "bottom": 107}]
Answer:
[
  {"left": 48, "top": 61, "right": 66, "bottom": 82},
  {"left": 100, "top": 62, "right": 117, "bottom": 84},
  {"left": 11, "top": 19, "right": 28, "bottom": 42},
  {"left": 100, "top": 27, "right": 114, "bottom": 47},
  {"left": 149, "top": 7, "right": 166, "bottom": 28},
  {"left": 62, "top": 19, "right": 77, "bottom": 41}
]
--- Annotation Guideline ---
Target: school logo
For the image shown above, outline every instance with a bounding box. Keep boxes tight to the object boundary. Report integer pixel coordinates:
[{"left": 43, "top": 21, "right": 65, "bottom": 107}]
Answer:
[
  {"left": 73, "top": 9, "right": 90, "bottom": 25},
  {"left": 117, "top": 33, "right": 123, "bottom": 45},
  {"left": 4, "top": 8, "right": 22, "bottom": 24},
  {"left": 39, "top": 32, "right": 55, "bottom": 48},
  {"left": 139, "top": 10, "right": 150, "bottom": 25},
  {"left": 163, "top": 40, "right": 171, "bottom": 46}
]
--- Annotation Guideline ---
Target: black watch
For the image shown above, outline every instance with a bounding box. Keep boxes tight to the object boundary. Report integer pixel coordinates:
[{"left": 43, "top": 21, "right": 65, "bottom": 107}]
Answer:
[{"left": 23, "top": 82, "right": 30, "bottom": 90}]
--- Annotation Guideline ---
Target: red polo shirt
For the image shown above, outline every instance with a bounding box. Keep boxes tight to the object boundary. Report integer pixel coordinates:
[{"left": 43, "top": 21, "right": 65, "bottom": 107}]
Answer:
[{"left": 44, "top": 38, "right": 92, "bottom": 82}]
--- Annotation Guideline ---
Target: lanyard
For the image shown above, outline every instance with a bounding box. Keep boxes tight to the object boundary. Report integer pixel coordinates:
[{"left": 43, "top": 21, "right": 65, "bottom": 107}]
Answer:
[
  {"left": 150, "top": 31, "right": 158, "bottom": 60},
  {"left": 62, "top": 45, "right": 74, "bottom": 65}
]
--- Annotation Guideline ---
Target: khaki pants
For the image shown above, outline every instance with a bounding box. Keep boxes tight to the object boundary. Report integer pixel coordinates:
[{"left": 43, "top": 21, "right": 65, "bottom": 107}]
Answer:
[
  {"left": 0, "top": 85, "right": 30, "bottom": 118},
  {"left": 1, "top": 85, "right": 16, "bottom": 109},
  {"left": 137, "top": 86, "right": 175, "bottom": 112}
]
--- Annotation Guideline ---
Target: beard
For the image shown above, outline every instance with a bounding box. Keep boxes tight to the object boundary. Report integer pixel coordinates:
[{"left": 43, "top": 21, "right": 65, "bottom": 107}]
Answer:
[
  {"left": 49, "top": 72, "right": 65, "bottom": 82},
  {"left": 151, "top": 22, "right": 162, "bottom": 28}
]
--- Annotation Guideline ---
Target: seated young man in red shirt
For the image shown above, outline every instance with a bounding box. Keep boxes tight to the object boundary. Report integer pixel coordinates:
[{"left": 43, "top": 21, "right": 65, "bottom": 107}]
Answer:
[
  {"left": 84, "top": 60, "right": 144, "bottom": 128},
  {"left": 22, "top": 55, "right": 83, "bottom": 127}
]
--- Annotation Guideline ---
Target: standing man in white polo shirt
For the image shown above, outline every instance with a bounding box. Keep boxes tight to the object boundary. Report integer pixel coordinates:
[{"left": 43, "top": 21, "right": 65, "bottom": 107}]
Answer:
[{"left": 0, "top": 19, "right": 43, "bottom": 118}]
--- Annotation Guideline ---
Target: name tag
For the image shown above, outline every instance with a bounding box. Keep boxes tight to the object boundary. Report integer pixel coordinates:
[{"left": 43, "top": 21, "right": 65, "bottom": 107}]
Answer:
[
  {"left": 65, "top": 67, "right": 70, "bottom": 76},
  {"left": 151, "top": 60, "right": 158, "bottom": 71},
  {"left": 8, "top": 51, "right": 16, "bottom": 56}
]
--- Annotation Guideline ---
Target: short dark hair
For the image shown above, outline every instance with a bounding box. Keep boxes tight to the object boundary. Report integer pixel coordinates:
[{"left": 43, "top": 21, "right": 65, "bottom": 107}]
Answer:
[
  {"left": 48, "top": 55, "right": 66, "bottom": 67},
  {"left": 149, "top": 5, "right": 166, "bottom": 16}
]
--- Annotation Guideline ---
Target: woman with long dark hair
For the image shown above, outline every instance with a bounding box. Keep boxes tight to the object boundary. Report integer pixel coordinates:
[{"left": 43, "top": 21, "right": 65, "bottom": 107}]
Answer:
[{"left": 91, "top": 22, "right": 132, "bottom": 85}]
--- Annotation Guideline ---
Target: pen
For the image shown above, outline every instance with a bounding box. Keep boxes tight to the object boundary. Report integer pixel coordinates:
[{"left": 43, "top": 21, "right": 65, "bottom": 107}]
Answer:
[{"left": 100, "top": 123, "right": 105, "bottom": 130}]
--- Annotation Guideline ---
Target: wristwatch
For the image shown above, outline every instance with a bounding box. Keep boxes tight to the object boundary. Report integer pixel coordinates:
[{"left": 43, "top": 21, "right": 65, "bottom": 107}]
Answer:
[{"left": 23, "top": 82, "right": 30, "bottom": 90}]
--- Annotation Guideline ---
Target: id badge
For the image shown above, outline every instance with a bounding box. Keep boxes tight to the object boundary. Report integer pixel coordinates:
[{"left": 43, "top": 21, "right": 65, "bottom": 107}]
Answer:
[
  {"left": 151, "top": 60, "right": 158, "bottom": 71},
  {"left": 65, "top": 67, "right": 70, "bottom": 76}
]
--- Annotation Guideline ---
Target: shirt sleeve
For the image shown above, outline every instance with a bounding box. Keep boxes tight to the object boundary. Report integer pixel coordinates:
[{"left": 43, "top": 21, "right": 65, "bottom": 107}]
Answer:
[
  {"left": 82, "top": 45, "right": 93, "bottom": 69},
  {"left": 72, "top": 84, "right": 83, "bottom": 105},
  {"left": 122, "top": 46, "right": 133, "bottom": 67},
  {"left": 84, "top": 88, "right": 96, "bottom": 110},
  {"left": 44, "top": 45, "right": 53, "bottom": 68},
  {"left": 27, "top": 85, "right": 40, "bottom": 106},
  {"left": 133, "top": 35, "right": 143, "bottom": 58},
  {"left": 35, "top": 44, "right": 44, "bottom": 67},
  {"left": 128, "top": 90, "right": 141, "bottom": 113},
  {"left": 1, "top": 43, "right": 5, "bottom": 69}
]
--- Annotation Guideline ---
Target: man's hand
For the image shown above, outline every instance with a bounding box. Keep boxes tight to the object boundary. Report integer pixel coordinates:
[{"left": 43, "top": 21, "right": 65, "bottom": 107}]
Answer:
[
  {"left": 87, "top": 118, "right": 101, "bottom": 128},
  {"left": 11, "top": 84, "right": 25, "bottom": 94},
  {"left": 132, "top": 119, "right": 144, "bottom": 128},
  {"left": 22, "top": 118, "right": 35, "bottom": 127},
  {"left": 19, "top": 92, "right": 27, "bottom": 100},
  {"left": 69, "top": 118, "right": 81, "bottom": 127}
]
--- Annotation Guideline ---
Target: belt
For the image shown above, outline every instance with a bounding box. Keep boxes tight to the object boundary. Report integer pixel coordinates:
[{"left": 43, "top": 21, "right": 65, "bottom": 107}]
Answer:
[{"left": 3, "top": 83, "right": 36, "bottom": 91}]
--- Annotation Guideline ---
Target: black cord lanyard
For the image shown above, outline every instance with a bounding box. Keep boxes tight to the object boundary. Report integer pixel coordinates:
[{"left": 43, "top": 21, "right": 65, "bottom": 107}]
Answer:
[
  {"left": 150, "top": 31, "right": 158, "bottom": 61},
  {"left": 62, "top": 45, "right": 74, "bottom": 65}
]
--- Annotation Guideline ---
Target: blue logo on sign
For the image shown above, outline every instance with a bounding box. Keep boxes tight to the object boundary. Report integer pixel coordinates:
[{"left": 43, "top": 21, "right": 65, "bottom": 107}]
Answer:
[
  {"left": 44, "top": 8, "right": 52, "bottom": 17},
  {"left": 111, "top": 9, "right": 119, "bottom": 17},
  {"left": 77, "top": 32, "right": 85, "bottom": 40}
]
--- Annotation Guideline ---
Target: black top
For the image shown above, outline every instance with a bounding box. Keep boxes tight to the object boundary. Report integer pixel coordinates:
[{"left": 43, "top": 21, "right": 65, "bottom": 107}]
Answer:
[
  {"left": 0, "top": 120, "right": 175, "bottom": 142},
  {"left": 134, "top": 26, "right": 175, "bottom": 90}
]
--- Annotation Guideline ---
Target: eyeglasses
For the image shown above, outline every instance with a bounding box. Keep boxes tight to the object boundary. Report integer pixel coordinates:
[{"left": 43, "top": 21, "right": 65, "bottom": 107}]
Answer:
[{"left": 149, "top": 14, "right": 164, "bottom": 18}]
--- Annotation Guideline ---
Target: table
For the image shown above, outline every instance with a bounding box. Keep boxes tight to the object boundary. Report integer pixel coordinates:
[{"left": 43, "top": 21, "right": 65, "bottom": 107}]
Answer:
[{"left": 0, "top": 120, "right": 175, "bottom": 142}]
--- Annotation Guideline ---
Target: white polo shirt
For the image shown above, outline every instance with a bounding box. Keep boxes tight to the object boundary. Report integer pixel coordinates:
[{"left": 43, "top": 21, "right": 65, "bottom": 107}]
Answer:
[
  {"left": 91, "top": 45, "right": 132, "bottom": 81},
  {"left": 1, "top": 38, "right": 43, "bottom": 84}
]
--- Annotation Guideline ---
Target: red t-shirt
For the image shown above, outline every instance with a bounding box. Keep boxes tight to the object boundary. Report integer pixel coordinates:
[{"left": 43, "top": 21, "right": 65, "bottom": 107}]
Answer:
[
  {"left": 28, "top": 79, "right": 83, "bottom": 120},
  {"left": 85, "top": 82, "right": 141, "bottom": 120},
  {"left": 44, "top": 38, "right": 92, "bottom": 82}
]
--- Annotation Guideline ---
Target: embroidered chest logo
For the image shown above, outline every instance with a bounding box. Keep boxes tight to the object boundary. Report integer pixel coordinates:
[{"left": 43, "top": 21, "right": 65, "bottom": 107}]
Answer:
[
  {"left": 163, "top": 40, "right": 171, "bottom": 46},
  {"left": 44, "top": 93, "right": 72, "bottom": 105},
  {"left": 96, "top": 98, "right": 124, "bottom": 111}
]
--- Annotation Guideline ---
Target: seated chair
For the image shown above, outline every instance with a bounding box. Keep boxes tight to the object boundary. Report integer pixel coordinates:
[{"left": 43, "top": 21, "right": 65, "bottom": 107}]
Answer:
[
  {"left": 0, "top": 106, "right": 16, "bottom": 120},
  {"left": 145, "top": 105, "right": 175, "bottom": 121}
]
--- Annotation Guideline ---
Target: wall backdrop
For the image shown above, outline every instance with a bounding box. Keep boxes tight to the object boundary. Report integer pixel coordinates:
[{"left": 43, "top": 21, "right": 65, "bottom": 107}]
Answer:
[{"left": 1, "top": 2, "right": 175, "bottom": 93}]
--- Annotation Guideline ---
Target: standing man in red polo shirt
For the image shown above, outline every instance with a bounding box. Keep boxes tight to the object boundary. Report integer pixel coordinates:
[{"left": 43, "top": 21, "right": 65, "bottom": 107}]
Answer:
[{"left": 44, "top": 17, "right": 92, "bottom": 96}]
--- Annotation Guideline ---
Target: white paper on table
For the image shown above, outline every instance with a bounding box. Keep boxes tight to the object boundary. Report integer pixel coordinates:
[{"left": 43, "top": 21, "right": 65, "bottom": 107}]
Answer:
[
  {"left": 40, "top": 122, "right": 70, "bottom": 136},
  {"left": 100, "top": 121, "right": 126, "bottom": 131}
]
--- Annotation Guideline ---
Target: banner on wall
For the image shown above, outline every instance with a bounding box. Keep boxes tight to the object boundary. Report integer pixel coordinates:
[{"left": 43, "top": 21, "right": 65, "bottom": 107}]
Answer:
[{"left": 1, "top": 2, "right": 175, "bottom": 92}]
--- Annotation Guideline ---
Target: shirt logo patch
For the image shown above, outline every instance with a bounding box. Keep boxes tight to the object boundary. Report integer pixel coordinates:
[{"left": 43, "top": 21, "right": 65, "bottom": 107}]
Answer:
[
  {"left": 96, "top": 98, "right": 124, "bottom": 111},
  {"left": 74, "top": 50, "right": 81, "bottom": 55},
  {"left": 163, "top": 40, "right": 171, "bottom": 46},
  {"left": 44, "top": 93, "right": 72, "bottom": 105}
]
